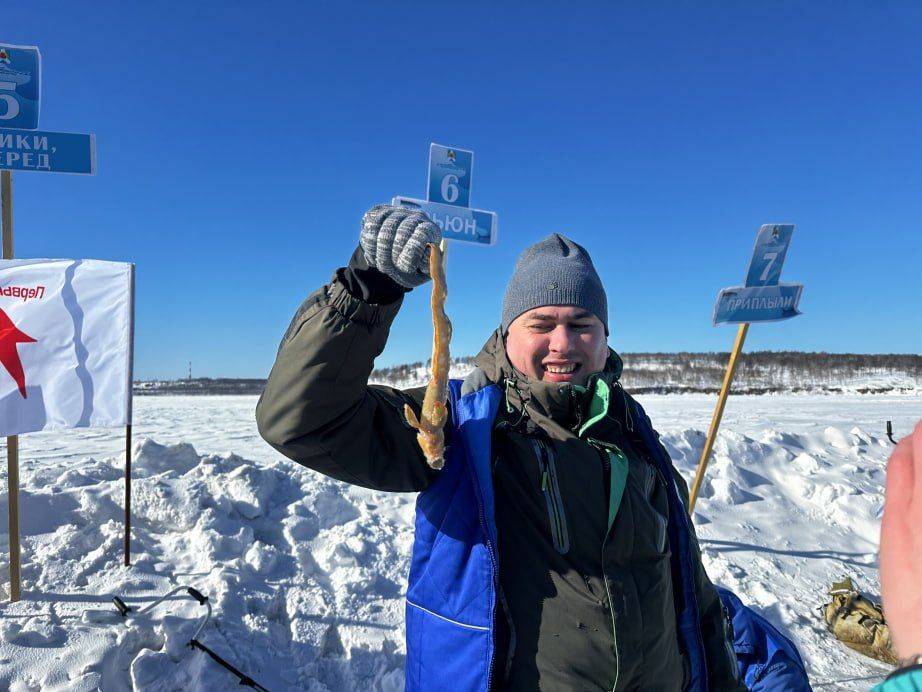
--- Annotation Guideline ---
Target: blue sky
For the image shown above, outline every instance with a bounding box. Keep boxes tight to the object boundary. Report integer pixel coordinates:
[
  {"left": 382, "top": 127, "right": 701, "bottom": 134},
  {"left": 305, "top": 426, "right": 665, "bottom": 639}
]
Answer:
[{"left": 5, "top": 1, "right": 922, "bottom": 378}]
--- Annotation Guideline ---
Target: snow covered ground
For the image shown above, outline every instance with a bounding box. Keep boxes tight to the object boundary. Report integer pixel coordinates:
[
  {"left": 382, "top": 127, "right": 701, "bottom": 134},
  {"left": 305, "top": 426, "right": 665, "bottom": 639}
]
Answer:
[{"left": 0, "top": 393, "right": 918, "bottom": 690}]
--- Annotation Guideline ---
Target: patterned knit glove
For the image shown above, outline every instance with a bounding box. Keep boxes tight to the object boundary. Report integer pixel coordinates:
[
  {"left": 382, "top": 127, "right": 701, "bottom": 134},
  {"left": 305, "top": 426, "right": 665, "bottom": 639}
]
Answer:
[{"left": 360, "top": 204, "right": 442, "bottom": 288}]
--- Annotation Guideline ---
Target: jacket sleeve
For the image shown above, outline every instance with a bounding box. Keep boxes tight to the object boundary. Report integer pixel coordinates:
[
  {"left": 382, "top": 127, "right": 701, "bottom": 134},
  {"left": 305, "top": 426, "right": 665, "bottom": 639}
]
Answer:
[
  {"left": 670, "top": 466, "right": 747, "bottom": 691},
  {"left": 255, "top": 249, "right": 441, "bottom": 492},
  {"left": 874, "top": 666, "right": 922, "bottom": 692}
]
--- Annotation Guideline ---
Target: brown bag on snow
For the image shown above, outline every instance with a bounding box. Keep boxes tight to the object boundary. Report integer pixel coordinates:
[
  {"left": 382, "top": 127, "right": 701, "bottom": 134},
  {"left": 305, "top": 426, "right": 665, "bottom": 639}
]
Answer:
[{"left": 822, "top": 576, "right": 897, "bottom": 665}]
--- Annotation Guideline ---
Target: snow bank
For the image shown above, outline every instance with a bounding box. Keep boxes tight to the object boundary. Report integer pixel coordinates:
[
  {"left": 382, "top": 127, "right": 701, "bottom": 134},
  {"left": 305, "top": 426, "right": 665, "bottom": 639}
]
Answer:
[
  {"left": 664, "top": 426, "right": 892, "bottom": 688},
  {"left": 0, "top": 394, "right": 908, "bottom": 690},
  {"left": 0, "top": 438, "right": 410, "bottom": 690}
]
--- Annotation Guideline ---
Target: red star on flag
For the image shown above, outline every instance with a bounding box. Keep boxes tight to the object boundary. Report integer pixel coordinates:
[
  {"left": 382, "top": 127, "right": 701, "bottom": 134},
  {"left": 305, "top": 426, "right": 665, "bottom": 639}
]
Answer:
[{"left": 0, "top": 306, "right": 36, "bottom": 398}]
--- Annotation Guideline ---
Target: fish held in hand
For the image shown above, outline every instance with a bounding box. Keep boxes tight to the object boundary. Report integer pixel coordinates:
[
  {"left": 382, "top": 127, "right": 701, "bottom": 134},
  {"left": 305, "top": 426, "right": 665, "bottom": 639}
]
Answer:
[{"left": 404, "top": 243, "right": 452, "bottom": 469}]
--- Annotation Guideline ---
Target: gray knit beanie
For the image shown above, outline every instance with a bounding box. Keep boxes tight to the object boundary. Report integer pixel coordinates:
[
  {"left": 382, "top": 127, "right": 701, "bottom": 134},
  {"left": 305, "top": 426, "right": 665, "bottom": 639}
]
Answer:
[{"left": 501, "top": 233, "right": 608, "bottom": 334}]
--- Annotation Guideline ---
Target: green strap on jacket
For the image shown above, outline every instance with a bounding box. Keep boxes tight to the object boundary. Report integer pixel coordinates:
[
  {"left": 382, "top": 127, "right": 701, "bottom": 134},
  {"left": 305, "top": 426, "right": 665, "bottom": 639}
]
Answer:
[
  {"left": 605, "top": 447, "right": 629, "bottom": 530},
  {"left": 874, "top": 668, "right": 922, "bottom": 692},
  {"left": 577, "top": 377, "right": 630, "bottom": 529}
]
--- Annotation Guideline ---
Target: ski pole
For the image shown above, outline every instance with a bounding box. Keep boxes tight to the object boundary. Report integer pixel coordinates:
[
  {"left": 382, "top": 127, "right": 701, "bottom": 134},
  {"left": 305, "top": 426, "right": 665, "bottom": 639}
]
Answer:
[
  {"left": 111, "top": 585, "right": 269, "bottom": 691},
  {"left": 886, "top": 421, "right": 897, "bottom": 444}
]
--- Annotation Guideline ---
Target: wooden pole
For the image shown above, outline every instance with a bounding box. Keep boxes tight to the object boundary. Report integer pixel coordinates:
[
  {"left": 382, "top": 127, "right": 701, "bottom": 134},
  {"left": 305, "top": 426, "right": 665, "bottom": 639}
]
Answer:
[
  {"left": 687, "top": 322, "right": 750, "bottom": 514},
  {"left": 124, "top": 424, "right": 131, "bottom": 566},
  {"left": 2, "top": 169, "right": 21, "bottom": 601},
  {"left": 124, "top": 264, "right": 135, "bottom": 566},
  {"left": 1, "top": 172, "right": 10, "bottom": 259},
  {"left": 5, "top": 437, "right": 19, "bottom": 602}
]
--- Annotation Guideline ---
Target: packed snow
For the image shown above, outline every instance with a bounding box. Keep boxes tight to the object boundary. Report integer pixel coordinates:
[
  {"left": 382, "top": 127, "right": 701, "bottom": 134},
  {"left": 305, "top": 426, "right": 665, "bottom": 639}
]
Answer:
[{"left": 0, "top": 393, "right": 918, "bottom": 690}]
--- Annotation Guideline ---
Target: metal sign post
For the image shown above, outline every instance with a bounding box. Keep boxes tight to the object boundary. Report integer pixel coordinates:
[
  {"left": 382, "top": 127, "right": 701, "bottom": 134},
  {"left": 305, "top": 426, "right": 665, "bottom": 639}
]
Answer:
[
  {"left": 688, "top": 224, "right": 803, "bottom": 514},
  {"left": 124, "top": 265, "right": 135, "bottom": 566},
  {"left": 0, "top": 41, "right": 108, "bottom": 599},
  {"left": 1, "top": 169, "right": 20, "bottom": 601}
]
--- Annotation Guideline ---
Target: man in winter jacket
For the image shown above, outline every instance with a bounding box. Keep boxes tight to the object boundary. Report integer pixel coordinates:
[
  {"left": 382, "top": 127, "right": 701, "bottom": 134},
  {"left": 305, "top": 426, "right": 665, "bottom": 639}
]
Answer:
[{"left": 256, "top": 204, "right": 745, "bottom": 690}]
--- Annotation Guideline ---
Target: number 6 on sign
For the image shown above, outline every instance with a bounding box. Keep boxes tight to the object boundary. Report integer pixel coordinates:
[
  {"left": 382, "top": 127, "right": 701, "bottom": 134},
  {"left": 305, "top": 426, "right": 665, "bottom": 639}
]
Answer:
[
  {"left": 428, "top": 143, "right": 472, "bottom": 208},
  {"left": 440, "top": 174, "right": 460, "bottom": 204}
]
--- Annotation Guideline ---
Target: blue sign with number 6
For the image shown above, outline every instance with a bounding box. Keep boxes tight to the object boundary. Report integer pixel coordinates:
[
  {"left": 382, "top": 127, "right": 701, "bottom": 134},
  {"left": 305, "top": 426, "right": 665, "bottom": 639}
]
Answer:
[{"left": 427, "top": 143, "right": 473, "bottom": 208}]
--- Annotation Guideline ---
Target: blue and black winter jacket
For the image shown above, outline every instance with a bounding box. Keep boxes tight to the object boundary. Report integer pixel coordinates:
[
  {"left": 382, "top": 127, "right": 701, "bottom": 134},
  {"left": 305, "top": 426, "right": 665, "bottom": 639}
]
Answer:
[{"left": 405, "top": 378, "right": 810, "bottom": 691}]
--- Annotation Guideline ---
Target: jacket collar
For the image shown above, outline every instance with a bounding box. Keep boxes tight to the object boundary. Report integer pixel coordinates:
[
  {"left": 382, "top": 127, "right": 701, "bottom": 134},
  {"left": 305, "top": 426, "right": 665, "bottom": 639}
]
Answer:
[{"left": 472, "top": 328, "right": 626, "bottom": 434}]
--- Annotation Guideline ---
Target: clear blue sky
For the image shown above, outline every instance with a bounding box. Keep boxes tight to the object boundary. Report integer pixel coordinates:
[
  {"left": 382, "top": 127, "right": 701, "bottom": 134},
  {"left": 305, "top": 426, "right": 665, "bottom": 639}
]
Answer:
[{"left": 5, "top": 1, "right": 921, "bottom": 379}]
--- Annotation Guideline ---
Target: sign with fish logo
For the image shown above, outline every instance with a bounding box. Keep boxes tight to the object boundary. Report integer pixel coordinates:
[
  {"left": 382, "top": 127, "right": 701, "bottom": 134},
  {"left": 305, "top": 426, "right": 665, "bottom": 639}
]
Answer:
[
  {"left": 427, "top": 143, "right": 473, "bottom": 208},
  {"left": 0, "top": 44, "right": 41, "bottom": 130}
]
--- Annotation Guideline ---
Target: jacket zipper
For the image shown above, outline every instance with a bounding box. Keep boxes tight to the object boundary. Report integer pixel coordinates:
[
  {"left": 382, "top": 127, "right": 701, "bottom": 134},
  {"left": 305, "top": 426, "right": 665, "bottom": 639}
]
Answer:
[
  {"left": 601, "top": 535, "right": 620, "bottom": 692},
  {"left": 532, "top": 434, "right": 620, "bottom": 687},
  {"left": 530, "top": 438, "right": 570, "bottom": 554},
  {"left": 587, "top": 436, "right": 622, "bottom": 453},
  {"left": 591, "top": 436, "right": 621, "bottom": 691},
  {"left": 475, "top": 471, "right": 499, "bottom": 689}
]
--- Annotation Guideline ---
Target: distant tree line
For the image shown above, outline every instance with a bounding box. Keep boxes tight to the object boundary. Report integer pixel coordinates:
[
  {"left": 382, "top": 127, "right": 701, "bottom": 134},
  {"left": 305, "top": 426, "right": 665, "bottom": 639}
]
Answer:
[
  {"left": 135, "top": 352, "right": 921, "bottom": 395},
  {"left": 618, "top": 351, "right": 922, "bottom": 394}
]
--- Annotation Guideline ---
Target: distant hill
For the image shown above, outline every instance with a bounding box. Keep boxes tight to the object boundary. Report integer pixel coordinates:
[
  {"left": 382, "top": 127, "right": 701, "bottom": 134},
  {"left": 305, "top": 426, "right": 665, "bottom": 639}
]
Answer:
[{"left": 135, "top": 352, "right": 922, "bottom": 395}]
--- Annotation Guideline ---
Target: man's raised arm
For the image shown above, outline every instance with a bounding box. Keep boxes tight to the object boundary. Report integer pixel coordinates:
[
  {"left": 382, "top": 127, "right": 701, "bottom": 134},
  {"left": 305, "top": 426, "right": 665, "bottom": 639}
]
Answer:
[{"left": 256, "top": 205, "right": 443, "bottom": 492}]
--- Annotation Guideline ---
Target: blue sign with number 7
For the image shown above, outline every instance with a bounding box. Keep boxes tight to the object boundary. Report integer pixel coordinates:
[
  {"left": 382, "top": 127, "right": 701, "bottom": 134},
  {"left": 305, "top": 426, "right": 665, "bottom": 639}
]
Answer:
[{"left": 744, "top": 224, "right": 794, "bottom": 287}]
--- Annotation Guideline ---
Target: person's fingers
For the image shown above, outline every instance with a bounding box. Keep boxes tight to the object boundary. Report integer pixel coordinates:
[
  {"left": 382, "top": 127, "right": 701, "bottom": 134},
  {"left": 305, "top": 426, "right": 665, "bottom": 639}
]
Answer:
[
  {"left": 881, "top": 432, "right": 914, "bottom": 577},
  {"left": 885, "top": 435, "right": 915, "bottom": 516},
  {"left": 375, "top": 207, "right": 410, "bottom": 277},
  {"left": 392, "top": 212, "right": 426, "bottom": 271},
  {"left": 362, "top": 204, "right": 391, "bottom": 225},
  {"left": 361, "top": 205, "right": 395, "bottom": 263},
  {"left": 881, "top": 420, "right": 922, "bottom": 659},
  {"left": 911, "top": 419, "right": 922, "bottom": 506},
  {"left": 395, "top": 218, "right": 438, "bottom": 277}
]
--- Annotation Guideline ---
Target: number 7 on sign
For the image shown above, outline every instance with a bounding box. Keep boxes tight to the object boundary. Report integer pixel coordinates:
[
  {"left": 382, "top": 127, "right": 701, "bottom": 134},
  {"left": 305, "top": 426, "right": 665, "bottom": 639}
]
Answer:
[
  {"left": 759, "top": 252, "right": 778, "bottom": 282},
  {"left": 744, "top": 224, "right": 794, "bottom": 288}
]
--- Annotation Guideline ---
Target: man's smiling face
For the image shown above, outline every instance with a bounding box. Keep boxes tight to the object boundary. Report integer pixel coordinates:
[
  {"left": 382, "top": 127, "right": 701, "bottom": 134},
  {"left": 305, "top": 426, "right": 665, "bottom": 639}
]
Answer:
[{"left": 504, "top": 305, "right": 609, "bottom": 386}]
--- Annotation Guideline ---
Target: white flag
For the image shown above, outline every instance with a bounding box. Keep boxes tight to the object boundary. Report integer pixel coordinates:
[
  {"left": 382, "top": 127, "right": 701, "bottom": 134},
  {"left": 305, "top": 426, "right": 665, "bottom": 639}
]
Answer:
[{"left": 0, "top": 259, "right": 133, "bottom": 436}]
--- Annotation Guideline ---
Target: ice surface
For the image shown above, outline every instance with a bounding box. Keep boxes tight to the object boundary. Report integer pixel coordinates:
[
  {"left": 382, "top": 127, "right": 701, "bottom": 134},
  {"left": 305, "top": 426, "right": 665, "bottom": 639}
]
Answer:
[{"left": 0, "top": 393, "right": 917, "bottom": 689}]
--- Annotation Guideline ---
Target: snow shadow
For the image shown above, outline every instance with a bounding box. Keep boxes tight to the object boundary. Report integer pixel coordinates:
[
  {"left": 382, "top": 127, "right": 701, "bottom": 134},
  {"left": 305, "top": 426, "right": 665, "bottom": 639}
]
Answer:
[
  {"left": 701, "top": 538, "right": 877, "bottom": 568},
  {"left": 0, "top": 486, "right": 79, "bottom": 536}
]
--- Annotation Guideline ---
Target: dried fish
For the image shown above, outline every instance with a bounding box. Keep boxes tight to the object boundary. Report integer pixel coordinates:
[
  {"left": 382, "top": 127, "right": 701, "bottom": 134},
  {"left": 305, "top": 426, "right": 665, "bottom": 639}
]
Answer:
[{"left": 404, "top": 243, "right": 452, "bottom": 469}]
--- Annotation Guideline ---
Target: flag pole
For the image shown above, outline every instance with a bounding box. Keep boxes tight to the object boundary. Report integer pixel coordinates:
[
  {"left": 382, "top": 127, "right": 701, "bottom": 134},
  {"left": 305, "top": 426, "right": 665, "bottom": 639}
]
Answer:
[
  {"left": 124, "top": 424, "right": 131, "bottom": 565},
  {"left": 687, "top": 322, "right": 749, "bottom": 514},
  {"left": 2, "top": 169, "right": 21, "bottom": 602},
  {"left": 124, "top": 264, "right": 135, "bottom": 566}
]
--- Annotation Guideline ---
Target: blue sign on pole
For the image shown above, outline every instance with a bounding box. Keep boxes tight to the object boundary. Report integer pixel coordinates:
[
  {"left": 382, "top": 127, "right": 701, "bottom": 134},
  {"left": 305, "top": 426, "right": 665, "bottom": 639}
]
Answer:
[
  {"left": 713, "top": 284, "right": 803, "bottom": 325},
  {"left": 745, "top": 224, "right": 794, "bottom": 287},
  {"left": 393, "top": 196, "right": 496, "bottom": 246},
  {"left": 713, "top": 223, "right": 803, "bottom": 326},
  {"left": 0, "top": 128, "right": 96, "bottom": 175},
  {"left": 0, "top": 45, "right": 41, "bottom": 130},
  {"left": 427, "top": 143, "right": 473, "bottom": 208}
]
